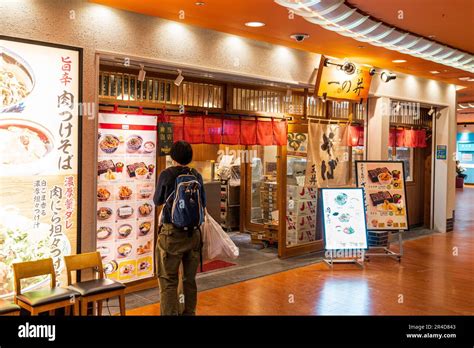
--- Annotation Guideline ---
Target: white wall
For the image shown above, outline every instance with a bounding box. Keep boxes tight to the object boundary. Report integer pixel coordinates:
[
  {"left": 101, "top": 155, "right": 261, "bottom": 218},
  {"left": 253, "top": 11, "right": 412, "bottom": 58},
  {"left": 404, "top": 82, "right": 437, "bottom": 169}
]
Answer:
[{"left": 369, "top": 72, "right": 458, "bottom": 232}]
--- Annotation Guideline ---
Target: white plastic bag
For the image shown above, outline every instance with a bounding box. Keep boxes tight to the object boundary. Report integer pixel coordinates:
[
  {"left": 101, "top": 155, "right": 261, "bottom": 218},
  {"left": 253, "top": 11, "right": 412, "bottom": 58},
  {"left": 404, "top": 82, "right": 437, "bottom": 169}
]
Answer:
[{"left": 202, "top": 210, "right": 239, "bottom": 261}]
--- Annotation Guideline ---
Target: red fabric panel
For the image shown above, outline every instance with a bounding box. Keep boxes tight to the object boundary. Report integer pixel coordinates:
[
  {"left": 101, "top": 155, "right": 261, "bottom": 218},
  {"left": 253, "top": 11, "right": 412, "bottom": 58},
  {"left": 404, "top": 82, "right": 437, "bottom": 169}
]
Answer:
[
  {"left": 169, "top": 115, "right": 184, "bottom": 142},
  {"left": 396, "top": 129, "right": 405, "bottom": 147},
  {"left": 222, "top": 119, "right": 240, "bottom": 145},
  {"left": 357, "top": 126, "right": 364, "bottom": 146},
  {"left": 184, "top": 116, "right": 204, "bottom": 144},
  {"left": 272, "top": 119, "right": 287, "bottom": 146},
  {"left": 348, "top": 125, "right": 360, "bottom": 146},
  {"left": 240, "top": 119, "right": 257, "bottom": 145},
  {"left": 203, "top": 117, "right": 222, "bottom": 144},
  {"left": 389, "top": 128, "right": 396, "bottom": 147},
  {"left": 404, "top": 129, "right": 416, "bottom": 148},
  {"left": 416, "top": 129, "right": 427, "bottom": 148},
  {"left": 348, "top": 126, "right": 364, "bottom": 147},
  {"left": 257, "top": 120, "right": 274, "bottom": 146}
]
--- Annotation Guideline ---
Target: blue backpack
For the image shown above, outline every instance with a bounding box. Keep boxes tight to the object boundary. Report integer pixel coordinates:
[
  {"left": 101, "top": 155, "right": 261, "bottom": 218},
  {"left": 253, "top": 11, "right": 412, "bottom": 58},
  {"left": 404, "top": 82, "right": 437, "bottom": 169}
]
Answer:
[{"left": 166, "top": 169, "right": 204, "bottom": 230}]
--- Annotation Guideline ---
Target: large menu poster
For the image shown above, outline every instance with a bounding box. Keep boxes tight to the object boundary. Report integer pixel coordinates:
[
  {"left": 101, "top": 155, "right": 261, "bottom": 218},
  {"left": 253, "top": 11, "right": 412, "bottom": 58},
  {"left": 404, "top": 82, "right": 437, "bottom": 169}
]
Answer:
[
  {"left": 356, "top": 161, "right": 409, "bottom": 231},
  {"left": 321, "top": 188, "right": 368, "bottom": 250},
  {"left": 0, "top": 37, "right": 80, "bottom": 298},
  {"left": 97, "top": 113, "right": 157, "bottom": 283}
]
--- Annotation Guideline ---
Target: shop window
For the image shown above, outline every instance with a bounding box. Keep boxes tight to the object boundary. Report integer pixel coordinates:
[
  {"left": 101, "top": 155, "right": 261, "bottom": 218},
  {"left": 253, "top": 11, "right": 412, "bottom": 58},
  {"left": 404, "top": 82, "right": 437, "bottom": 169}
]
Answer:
[
  {"left": 250, "top": 146, "right": 278, "bottom": 225},
  {"left": 99, "top": 71, "right": 223, "bottom": 108},
  {"left": 351, "top": 146, "right": 364, "bottom": 185},
  {"left": 388, "top": 147, "right": 414, "bottom": 182},
  {"left": 231, "top": 87, "right": 304, "bottom": 115}
]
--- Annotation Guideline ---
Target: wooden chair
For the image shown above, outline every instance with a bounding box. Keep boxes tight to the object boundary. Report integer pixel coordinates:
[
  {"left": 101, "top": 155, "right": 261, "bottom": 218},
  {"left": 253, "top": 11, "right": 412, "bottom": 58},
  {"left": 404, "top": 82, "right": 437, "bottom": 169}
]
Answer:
[
  {"left": 64, "top": 252, "right": 126, "bottom": 316},
  {"left": 12, "top": 258, "right": 80, "bottom": 316},
  {"left": 0, "top": 300, "right": 21, "bottom": 316}
]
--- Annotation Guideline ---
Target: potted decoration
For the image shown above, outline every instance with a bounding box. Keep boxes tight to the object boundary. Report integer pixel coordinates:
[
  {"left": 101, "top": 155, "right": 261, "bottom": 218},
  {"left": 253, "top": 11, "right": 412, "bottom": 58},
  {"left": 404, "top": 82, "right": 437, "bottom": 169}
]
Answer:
[{"left": 456, "top": 161, "right": 467, "bottom": 189}]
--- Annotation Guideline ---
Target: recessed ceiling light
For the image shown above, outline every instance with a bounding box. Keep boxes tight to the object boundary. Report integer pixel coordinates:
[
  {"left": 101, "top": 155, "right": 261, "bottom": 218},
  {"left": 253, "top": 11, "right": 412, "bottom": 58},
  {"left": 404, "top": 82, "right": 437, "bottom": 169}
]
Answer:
[
  {"left": 392, "top": 59, "right": 407, "bottom": 63},
  {"left": 430, "top": 71, "right": 440, "bottom": 74},
  {"left": 459, "top": 77, "right": 471, "bottom": 81},
  {"left": 195, "top": 1, "right": 205, "bottom": 5},
  {"left": 245, "top": 21, "right": 265, "bottom": 27}
]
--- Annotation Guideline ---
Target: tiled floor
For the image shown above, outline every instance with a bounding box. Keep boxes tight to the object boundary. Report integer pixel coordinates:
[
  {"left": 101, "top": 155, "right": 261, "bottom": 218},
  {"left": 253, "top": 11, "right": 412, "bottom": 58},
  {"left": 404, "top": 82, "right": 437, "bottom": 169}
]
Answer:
[{"left": 125, "top": 188, "right": 474, "bottom": 315}]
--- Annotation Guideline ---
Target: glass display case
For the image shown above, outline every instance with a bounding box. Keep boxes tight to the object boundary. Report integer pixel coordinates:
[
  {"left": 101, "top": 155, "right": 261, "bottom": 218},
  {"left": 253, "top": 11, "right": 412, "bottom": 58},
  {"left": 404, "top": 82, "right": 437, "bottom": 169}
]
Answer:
[
  {"left": 250, "top": 145, "right": 278, "bottom": 226},
  {"left": 388, "top": 147, "right": 413, "bottom": 181},
  {"left": 284, "top": 130, "right": 322, "bottom": 251}
]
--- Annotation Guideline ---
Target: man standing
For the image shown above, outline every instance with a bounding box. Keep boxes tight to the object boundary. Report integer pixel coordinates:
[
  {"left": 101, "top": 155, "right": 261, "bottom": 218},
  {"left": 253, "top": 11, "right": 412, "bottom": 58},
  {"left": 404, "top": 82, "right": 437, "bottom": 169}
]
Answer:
[{"left": 153, "top": 140, "right": 206, "bottom": 316}]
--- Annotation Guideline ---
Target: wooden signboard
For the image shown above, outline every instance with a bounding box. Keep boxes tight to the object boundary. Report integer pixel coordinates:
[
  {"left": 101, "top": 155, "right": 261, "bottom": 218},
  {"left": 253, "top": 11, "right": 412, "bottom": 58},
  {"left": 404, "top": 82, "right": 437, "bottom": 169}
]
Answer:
[{"left": 315, "top": 55, "right": 373, "bottom": 101}]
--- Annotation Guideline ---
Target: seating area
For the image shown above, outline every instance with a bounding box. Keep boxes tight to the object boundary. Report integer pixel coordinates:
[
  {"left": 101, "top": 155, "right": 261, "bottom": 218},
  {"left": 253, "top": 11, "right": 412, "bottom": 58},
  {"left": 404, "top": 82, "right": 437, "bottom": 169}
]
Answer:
[{"left": 1, "top": 252, "right": 126, "bottom": 316}]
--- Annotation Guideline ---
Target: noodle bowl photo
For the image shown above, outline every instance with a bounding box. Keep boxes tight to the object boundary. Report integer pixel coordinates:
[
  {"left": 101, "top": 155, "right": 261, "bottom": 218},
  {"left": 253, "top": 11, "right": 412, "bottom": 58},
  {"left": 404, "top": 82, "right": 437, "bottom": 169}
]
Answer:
[
  {"left": 0, "top": 46, "right": 35, "bottom": 113},
  {"left": 0, "top": 118, "right": 54, "bottom": 176}
]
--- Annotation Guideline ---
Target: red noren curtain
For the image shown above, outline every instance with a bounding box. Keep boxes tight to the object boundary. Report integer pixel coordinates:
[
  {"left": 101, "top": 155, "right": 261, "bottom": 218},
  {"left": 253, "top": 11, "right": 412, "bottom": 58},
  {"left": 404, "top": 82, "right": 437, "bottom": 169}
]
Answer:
[
  {"left": 272, "top": 119, "right": 287, "bottom": 146},
  {"left": 257, "top": 120, "right": 273, "bottom": 146},
  {"left": 222, "top": 119, "right": 240, "bottom": 145},
  {"left": 184, "top": 115, "right": 204, "bottom": 144},
  {"left": 203, "top": 117, "right": 223, "bottom": 144},
  {"left": 240, "top": 119, "right": 257, "bottom": 145}
]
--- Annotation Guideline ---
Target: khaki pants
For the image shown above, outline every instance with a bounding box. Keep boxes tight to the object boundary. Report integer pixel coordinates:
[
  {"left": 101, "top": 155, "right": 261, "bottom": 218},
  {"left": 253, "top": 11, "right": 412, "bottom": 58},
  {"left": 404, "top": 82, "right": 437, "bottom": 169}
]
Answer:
[{"left": 156, "top": 224, "right": 201, "bottom": 316}]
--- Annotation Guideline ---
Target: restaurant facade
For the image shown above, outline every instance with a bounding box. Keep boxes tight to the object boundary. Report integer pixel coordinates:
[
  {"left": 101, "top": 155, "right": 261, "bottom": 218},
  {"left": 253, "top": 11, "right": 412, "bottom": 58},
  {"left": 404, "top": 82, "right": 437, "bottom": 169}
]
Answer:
[{"left": 0, "top": 0, "right": 457, "bottom": 296}]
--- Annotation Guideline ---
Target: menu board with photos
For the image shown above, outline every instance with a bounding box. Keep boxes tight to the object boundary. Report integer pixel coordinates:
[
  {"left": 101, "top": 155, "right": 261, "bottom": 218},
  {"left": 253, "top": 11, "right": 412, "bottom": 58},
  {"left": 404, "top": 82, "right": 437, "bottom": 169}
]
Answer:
[
  {"left": 97, "top": 113, "right": 157, "bottom": 283},
  {"left": 0, "top": 37, "right": 80, "bottom": 298},
  {"left": 321, "top": 188, "right": 368, "bottom": 250},
  {"left": 356, "top": 161, "right": 409, "bottom": 231}
]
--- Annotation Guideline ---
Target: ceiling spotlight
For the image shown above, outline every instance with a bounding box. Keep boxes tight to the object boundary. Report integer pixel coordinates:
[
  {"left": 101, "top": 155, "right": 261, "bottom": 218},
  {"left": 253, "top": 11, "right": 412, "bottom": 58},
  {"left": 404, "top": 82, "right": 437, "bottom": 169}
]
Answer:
[
  {"left": 392, "top": 59, "right": 407, "bottom": 63},
  {"left": 428, "top": 106, "right": 435, "bottom": 116},
  {"left": 324, "top": 58, "right": 356, "bottom": 75},
  {"left": 195, "top": 1, "right": 205, "bottom": 5},
  {"left": 430, "top": 71, "right": 440, "bottom": 74},
  {"left": 369, "top": 67, "right": 376, "bottom": 76},
  {"left": 290, "top": 33, "right": 310, "bottom": 42},
  {"left": 341, "top": 61, "right": 356, "bottom": 75},
  {"left": 138, "top": 64, "right": 146, "bottom": 82},
  {"left": 380, "top": 71, "right": 397, "bottom": 83},
  {"left": 459, "top": 77, "right": 470, "bottom": 81},
  {"left": 245, "top": 21, "right": 265, "bottom": 27},
  {"left": 174, "top": 69, "right": 184, "bottom": 86}
]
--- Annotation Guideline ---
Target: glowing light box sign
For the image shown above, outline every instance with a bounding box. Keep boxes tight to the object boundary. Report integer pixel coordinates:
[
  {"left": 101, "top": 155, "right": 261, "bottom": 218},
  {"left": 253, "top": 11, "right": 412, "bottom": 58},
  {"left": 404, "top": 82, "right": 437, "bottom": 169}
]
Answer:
[
  {"left": 321, "top": 188, "right": 368, "bottom": 250},
  {"left": 0, "top": 36, "right": 81, "bottom": 298}
]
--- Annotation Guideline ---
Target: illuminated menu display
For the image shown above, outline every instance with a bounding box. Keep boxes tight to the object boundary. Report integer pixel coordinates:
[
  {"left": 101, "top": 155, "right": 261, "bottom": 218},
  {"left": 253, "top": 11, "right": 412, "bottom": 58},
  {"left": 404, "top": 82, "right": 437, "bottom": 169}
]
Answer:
[
  {"left": 0, "top": 37, "right": 80, "bottom": 298},
  {"left": 96, "top": 113, "right": 157, "bottom": 283},
  {"left": 356, "top": 161, "right": 409, "bottom": 231}
]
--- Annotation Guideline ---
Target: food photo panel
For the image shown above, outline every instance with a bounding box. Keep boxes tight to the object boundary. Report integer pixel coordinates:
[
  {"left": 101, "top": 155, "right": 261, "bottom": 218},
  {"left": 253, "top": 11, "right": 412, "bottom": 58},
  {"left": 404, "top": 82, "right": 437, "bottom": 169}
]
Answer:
[{"left": 356, "top": 161, "right": 409, "bottom": 231}]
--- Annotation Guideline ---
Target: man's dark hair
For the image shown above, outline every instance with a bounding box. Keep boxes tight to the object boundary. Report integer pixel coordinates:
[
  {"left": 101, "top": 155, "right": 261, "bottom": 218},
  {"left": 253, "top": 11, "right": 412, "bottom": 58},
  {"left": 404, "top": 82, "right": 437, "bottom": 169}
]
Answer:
[{"left": 170, "top": 140, "right": 193, "bottom": 165}]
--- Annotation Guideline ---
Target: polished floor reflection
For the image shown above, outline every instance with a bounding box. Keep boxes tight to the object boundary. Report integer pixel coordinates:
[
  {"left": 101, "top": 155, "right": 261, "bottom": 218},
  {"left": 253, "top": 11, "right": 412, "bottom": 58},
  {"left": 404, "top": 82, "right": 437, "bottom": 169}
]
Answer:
[{"left": 129, "top": 187, "right": 474, "bottom": 315}]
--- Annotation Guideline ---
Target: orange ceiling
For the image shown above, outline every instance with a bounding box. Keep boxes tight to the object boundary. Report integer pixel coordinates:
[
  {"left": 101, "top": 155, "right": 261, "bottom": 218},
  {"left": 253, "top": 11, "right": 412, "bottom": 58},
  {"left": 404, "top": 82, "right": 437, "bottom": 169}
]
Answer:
[{"left": 91, "top": 0, "right": 474, "bottom": 102}]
